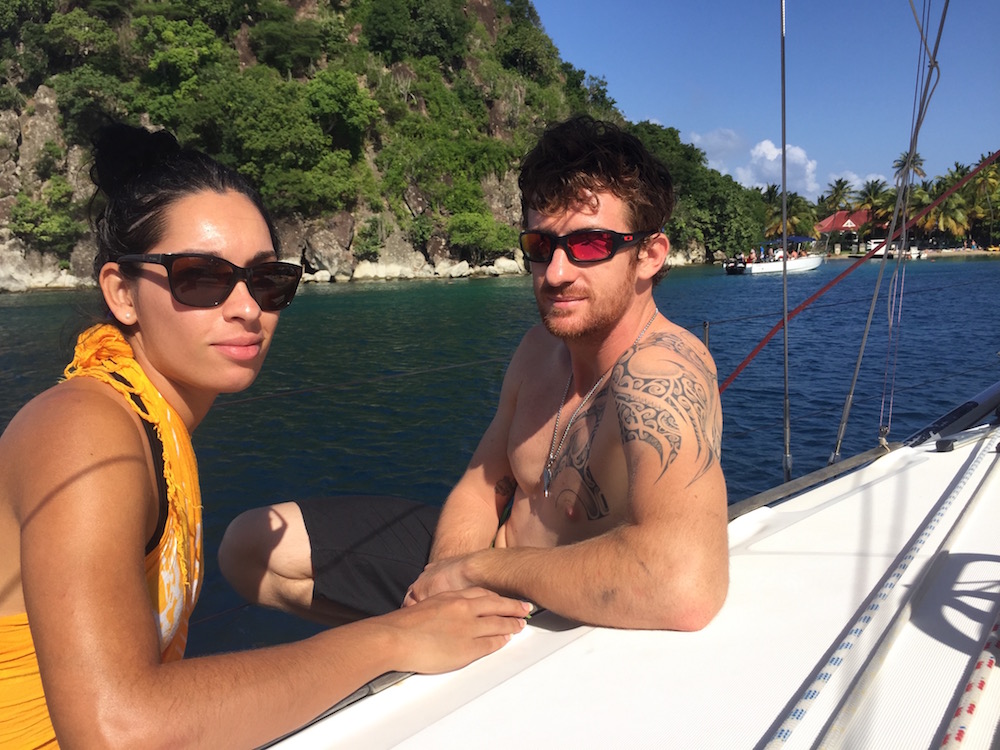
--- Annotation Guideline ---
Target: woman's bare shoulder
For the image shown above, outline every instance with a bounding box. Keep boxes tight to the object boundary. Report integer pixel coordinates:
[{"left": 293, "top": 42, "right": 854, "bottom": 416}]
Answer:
[{"left": 1, "top": 379, "right": 147, "bottom": 513}]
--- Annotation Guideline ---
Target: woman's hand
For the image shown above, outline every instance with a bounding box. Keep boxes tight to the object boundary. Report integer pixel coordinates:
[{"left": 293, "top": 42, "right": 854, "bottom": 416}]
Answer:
[{"left": 378, "top": 587, "right": 529, "bottom": 674}]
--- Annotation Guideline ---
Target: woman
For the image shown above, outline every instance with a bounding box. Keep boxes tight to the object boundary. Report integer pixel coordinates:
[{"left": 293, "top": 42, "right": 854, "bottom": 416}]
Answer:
[{"left": 0, "top": 123, "right": 528, "bottom": 748}]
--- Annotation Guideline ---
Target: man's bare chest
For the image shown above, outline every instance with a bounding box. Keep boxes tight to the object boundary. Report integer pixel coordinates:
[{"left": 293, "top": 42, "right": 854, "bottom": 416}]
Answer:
[{"left": 506, "top": 387, "right": 628, "bottom": 544}]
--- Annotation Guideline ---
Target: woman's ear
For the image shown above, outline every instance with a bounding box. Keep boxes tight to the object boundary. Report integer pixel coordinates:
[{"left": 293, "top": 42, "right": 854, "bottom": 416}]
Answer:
[
  {"left": 99, "top": 262, "right": 137, "bottom": 326},
  {"left": 637, "top": 232, "right": 670, "bottom": 281}
]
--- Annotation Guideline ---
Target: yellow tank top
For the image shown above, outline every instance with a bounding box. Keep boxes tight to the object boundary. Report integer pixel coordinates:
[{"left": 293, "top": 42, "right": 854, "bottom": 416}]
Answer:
[{"left": 0, "top": 324, "right": 203, "bottom": 748}]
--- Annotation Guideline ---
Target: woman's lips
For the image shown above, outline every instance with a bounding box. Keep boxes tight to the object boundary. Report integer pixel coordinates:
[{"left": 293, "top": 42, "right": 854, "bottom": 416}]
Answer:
[{"left": 213, "top": 338, "right": 264, "bottom": 361}]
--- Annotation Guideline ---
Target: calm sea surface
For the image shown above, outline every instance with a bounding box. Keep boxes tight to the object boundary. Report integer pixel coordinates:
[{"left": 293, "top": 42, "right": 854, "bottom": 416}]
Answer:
[{"left": 2, "top": 254, "right": 999, "bottom": 653}]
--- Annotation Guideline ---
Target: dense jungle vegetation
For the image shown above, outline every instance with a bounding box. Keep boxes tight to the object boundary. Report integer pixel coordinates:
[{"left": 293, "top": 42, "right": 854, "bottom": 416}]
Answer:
[{"left": 1, "top": 0, "right": 777, "bottom": 264}]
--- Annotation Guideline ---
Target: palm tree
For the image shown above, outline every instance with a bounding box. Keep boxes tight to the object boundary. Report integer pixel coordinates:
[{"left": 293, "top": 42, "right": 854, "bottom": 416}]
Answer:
[
  {"left": 760, "top": 184, "right": 782, "bottom": 238},
  {"left": 854, "top": 178, "right": 890, "bottom": 241},
  {"left": 923, "top": 193, "right": 969, "bottom": 241},
  {"left": 970, "top": 156, "right": 999, "bottom": 245},
  {"left": 759, "top": 185, "right": 817, "bottom": 240},
  {"left": 893, "top": 151, "right": 926, "bottom": 184},
  {"left": 786, "top": 193, "right": 818, "bottom": 239},
  {"left": 907, "top": 182, "right": 933, "bottom": 245},
  {"left": 822, "top": 178, "right": 854, "bottom": 215},
  {"left": 940, "top": 162, "right": 971, "bottom": 194}
]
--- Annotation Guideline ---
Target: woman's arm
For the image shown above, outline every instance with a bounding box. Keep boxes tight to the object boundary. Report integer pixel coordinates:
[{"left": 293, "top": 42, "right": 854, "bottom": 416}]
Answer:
[{"left": 11, "top": 383, "right": 527, "bottom": 749}]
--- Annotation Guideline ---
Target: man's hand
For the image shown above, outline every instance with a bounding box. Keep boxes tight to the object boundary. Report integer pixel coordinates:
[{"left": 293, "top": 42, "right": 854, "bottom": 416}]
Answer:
[{"left": 402, "top": 553, "right": 479, "bottom": 606}]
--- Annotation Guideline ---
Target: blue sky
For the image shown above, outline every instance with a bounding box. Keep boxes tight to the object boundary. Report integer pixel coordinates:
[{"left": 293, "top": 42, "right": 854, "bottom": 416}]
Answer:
[{"left": 529, "top": 0, "right": 998, "bottom": 201}]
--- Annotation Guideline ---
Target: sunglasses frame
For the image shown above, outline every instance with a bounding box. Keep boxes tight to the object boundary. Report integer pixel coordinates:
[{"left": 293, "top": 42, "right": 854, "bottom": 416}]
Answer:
[
  {"left": 116, "top": 253, "right": 303, "bottom": 311},
  {"left": 518, "top": 228, "right": 660, "bottom": 264}
]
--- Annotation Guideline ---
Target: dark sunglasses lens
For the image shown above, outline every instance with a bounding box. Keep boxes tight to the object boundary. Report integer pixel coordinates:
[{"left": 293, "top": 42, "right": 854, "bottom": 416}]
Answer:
[
  {"left": 251, "top": 264, "right": 301, "bottom": 310},
  {"left": 566, "top": 232, "right": 615, "bottom": 261},
  {"left": 520, "top": 232, "right": 552, "bottom": 262},
  {"left": 169, "top": 256, "right": 235, "bottom": 307}
]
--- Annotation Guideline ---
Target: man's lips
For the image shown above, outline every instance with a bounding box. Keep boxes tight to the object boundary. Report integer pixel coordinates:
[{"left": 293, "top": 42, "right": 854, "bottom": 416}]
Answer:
[
  {"left": 541, "top": 283, "right": 586, "bottom": 301},
  {"left": 545, "top": 292, "right": 586, "bottom": 306}
]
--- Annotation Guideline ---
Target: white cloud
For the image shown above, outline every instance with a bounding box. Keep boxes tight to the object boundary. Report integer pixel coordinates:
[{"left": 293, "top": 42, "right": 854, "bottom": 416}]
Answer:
[
  {"left": 732, "top": 139, "right": 819, "bottom": 198},
  {"left": 687, "top": 128, "right": 745, "bottom": 174},
  {"left": 684, "top": 131, "right": 822, "bottom": 199}
]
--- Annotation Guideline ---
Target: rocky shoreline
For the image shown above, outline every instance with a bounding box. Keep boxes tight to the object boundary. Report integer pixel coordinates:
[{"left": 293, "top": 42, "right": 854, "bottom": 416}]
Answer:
[
  {"left": 5, "top": 241, "right": 992, "bottom": 296},
  {"left": 0, "top": 229, "right": 703, "bottom": 294},
  {"left": 0, "top": 84, "right": 708, "bottom": 295}
]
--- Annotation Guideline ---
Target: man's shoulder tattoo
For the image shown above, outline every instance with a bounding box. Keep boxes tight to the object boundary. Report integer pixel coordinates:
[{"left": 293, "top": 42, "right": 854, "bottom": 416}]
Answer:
[{"left": 612, "top": 331, "right": 722, "bottom": 484}]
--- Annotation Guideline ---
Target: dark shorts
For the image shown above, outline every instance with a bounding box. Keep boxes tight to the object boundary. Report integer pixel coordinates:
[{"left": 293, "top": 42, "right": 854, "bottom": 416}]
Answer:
[{"left": 297, "top": 495, "right": 440, "bottom": 617}]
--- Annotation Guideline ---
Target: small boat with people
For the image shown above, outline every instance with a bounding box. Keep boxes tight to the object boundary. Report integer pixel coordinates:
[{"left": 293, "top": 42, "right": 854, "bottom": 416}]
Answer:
[
  {"left": 726, "top": 235, "right": 822, "bottom": 275},
  {"left": 724, "top": 256, "right": 746, "bottom": 274},
  {"left": 746, "top": 253, "right": 822, "bottom": 274},
  {"left": 725, "top": 252, "right": 823, "bottom": 275}
]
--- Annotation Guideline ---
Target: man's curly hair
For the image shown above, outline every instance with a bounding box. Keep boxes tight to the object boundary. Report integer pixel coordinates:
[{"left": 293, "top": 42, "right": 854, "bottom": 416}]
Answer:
[{"left": 518, "top": 115, "right": 674, "bottom": 233}]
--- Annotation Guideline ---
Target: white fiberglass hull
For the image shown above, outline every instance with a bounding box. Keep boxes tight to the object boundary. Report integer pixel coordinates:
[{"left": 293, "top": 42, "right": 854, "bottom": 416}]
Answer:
[
  {"left": 746, "top": 255, "right": 823, "bottom": 273},
  {"left": 269, "top": 382, "right": 1000, "bottom": 750}
]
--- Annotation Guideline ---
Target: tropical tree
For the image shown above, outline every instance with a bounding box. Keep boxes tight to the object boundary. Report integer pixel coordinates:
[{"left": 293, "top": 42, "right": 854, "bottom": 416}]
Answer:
[
  {"left": 969, "top": 156, "right": 999, "bottom": 245},
  {"left": 854, "top": 178, "right": 891, "bottom": 241},
  {"left": 820, "top": 178, "right": 854, "bottom": 215},
  {"left": 893, "top": 151, "right": 925, "bottom": 184},
  {"left": 760, "top": 184, "right": 782, "bottom": 237},
  {"left": 759, "top": 184, "right": 816, "bottom": 239},
  {"left": 920, "top": 189, "right": 968, "bottom": 242},
  {"left": 945, "top": 162, "right": 971, "bottom": 185}
]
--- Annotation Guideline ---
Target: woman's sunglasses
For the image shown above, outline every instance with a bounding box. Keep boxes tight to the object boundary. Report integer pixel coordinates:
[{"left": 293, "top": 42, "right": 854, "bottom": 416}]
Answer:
[
  {"left": 519, "top": 229, "right": 659, "bottom": 264},
  {"left": 117, "top": 253, "right": 303, "bottom": 311}
]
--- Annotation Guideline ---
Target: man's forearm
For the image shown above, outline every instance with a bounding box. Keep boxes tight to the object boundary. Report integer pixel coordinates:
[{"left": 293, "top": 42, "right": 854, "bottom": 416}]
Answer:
[
  {"left": 428, "top": 489, "right": 502, "bottom": 562},
  {"left": 462, "top": 529, "right": 727, "bottom": 631}
]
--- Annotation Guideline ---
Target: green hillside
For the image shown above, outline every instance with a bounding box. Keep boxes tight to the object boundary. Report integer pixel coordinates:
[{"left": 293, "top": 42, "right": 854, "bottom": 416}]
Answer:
[{"left": 0, "top": 0, "right": 768, "bottom": 270}]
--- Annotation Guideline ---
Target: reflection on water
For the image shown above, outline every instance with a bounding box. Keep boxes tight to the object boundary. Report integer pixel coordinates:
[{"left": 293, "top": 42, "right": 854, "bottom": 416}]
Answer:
[{"left": 2, "top": 258, "right": 999, "bottom": 652}]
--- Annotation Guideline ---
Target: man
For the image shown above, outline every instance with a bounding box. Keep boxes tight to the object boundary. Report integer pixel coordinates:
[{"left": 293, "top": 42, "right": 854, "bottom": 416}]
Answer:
[{"left": 220, "top": 115, "right": 729, "bottom": 630}]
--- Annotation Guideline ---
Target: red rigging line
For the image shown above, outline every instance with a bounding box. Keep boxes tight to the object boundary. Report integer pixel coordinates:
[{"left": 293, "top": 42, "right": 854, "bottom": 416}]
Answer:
[{"left": 719, "top": 147, "right": 1000, "bottom": 395}]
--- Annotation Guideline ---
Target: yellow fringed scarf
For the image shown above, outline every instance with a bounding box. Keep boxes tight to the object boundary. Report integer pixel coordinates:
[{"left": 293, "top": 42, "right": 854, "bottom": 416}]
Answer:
[
  {"left": 63, "top": 323, "right": 204, "bottom": 660},
  {"left": 0, "top": 324, "right": 204, "bottom": 749}
]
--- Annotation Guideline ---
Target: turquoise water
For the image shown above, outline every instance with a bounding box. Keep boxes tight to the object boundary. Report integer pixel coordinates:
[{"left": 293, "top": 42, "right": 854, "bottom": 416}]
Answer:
[{"left": 2, "top": 256, "right": 999, "bottom": 652}]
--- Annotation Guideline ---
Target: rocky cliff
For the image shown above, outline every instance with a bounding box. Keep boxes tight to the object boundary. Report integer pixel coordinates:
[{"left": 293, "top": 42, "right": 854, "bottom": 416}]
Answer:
[{"left": 0, "top": 85, "right": 706, "bottom": 294}]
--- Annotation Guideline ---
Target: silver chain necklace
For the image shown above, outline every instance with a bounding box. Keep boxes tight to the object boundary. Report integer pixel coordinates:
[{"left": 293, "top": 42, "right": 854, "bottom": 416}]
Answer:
[{"left": 542, "top": 308, "right": 659, "bottom": 497}]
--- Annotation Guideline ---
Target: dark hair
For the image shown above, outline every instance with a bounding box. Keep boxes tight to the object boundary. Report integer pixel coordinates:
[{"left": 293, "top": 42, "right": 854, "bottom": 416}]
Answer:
[
  {"left": 518, "top": 115, "right": 674, "bottom": 233},
  {"left": 90, "top": 122, "right": 281, "bottom": 281}
]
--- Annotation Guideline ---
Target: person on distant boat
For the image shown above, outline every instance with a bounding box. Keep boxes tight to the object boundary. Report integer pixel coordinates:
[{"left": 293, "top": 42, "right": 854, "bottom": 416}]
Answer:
[
  {"left": 220, "top": 115, "right": 729, "bottom": 632},
  {"left": 0, "top": 123, "right": 528, "bottom": 749}
]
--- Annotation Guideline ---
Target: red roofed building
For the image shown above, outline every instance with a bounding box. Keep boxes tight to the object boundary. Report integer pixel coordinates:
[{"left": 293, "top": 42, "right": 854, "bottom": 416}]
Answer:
[{"left": 814, "top": 210, "right": 877, "bottom": 234}]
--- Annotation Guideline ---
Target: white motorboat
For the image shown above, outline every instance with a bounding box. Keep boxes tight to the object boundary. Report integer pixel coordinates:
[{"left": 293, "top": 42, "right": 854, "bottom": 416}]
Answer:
[{"left": 744, "top": 254, "right": 823, "bottom": 274}]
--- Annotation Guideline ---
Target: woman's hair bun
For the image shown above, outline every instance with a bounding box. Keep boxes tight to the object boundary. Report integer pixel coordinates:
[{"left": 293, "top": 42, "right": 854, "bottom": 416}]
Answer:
[{"left": 90, "top": 123, "right": 181, "bottom": 198}]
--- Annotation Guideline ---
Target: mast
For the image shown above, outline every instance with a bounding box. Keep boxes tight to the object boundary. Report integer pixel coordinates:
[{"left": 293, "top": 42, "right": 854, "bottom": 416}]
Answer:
[{"left": 780, "top": 0, "right": 792, "bottom": 483}]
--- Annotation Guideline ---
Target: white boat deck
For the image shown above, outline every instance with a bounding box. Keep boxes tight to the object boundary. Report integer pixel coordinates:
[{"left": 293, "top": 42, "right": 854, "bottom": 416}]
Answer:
[{"left": 272, "top": 419, "right": 1000, "bottom": 749}]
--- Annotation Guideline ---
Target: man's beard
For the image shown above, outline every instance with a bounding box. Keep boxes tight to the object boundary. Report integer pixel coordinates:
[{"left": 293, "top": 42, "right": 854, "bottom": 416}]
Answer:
[{"left": 536, "top": 272, "right": 635, "bottom": 343}]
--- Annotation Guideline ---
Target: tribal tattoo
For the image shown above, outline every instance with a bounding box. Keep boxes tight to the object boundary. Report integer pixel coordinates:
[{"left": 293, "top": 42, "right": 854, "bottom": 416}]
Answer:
[
  {"left": 612, "top": 331, "right": 722, "bottom": 485},
  {"left": 546, "top": 332, "right": 721, "bottom": 518},
  {"left": 550, "top": 390, "right": 613, "bottom": 520}
]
